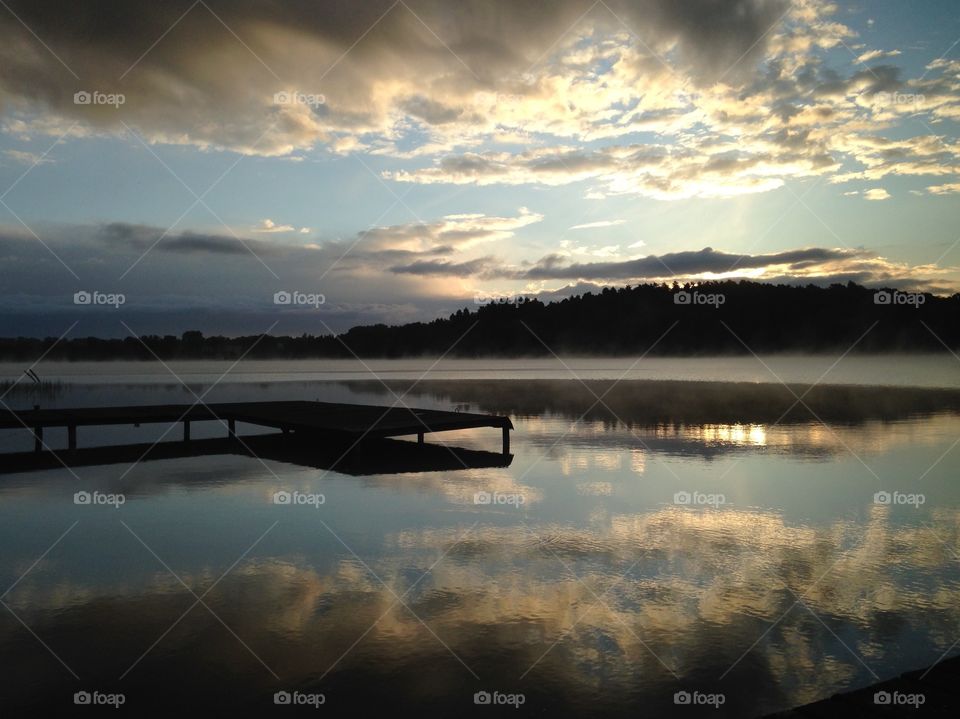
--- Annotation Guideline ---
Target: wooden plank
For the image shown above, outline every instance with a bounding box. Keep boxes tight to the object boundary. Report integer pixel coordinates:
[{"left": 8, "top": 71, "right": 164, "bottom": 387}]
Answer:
[{"left": 0, "top": 400, "right": 512, "bottom": 441}]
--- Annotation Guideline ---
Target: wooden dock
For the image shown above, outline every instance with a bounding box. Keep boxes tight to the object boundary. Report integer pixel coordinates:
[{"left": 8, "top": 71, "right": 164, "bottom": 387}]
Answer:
[{"left": 0, "top": 401, "right": 514, "bottom": 455}]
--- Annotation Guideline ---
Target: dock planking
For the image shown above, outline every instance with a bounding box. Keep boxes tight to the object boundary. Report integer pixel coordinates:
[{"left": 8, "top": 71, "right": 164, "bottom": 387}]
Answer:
[{"left": 0, "top": 401, "right": 514, "bottom": 455}]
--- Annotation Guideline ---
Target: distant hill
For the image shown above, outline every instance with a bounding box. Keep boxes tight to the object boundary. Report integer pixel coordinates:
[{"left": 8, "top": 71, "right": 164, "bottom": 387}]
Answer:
[{"left": 1, "top": 280, "right": 958, "bottom": 360}]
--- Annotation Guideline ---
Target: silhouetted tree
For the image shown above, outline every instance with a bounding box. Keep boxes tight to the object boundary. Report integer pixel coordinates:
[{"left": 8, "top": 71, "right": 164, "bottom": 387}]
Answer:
[{"left": 1, "top": 281, "right": 956, "bottom": 359}]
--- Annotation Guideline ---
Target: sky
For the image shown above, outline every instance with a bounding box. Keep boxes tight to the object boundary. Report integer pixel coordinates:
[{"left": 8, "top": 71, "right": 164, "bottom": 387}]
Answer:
[{"left": 0, "top": 0, "right": 958, "bottom": 337}]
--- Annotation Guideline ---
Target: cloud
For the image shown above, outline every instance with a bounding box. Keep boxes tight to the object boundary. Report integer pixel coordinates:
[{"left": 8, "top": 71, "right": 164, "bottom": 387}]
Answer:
[
  {"left": 522, "top": 246, "right": 865, "bottom": 280},
  {"left": 251, "top": 219, "right": 311, "bottom": 234},
  {"left": 2, "top": 149, "right": 54, "bottom": 165},
  {"left": 0, "top": 209, "right": 545, "bottom": 312},
  {"left": 0, "top": 0, "right": 956, "bottom": 201},
  {"left": 360, "top": 207, "right": 542, "bottom": 252},
  {"left": 557, "top": 238, "right": 626, "bottom": 259},
  {"left": 398, "top": 96, "right": 463, "bottom": 125},
  {"left": 385, "top": 142, "right": 816, "bottom": 199},
  {"left": 855, "top": 49, "right": 901, "bottom": 64},
  {"left": 98, "top": 222, "right": 279, "bottom": 256},
  {"left": 0, "top": 219, "right": 478, "bottom": 333},
  {"left": 0, "top": 0, "right": 797, "bottom": 156},
  {"left": 2, "top": 219, "right": 958, "bottom": 339},
  {"left": 252, "top": 219, "right": 295, "bottom": 233},
  {"left": 863, "top": 188, "right": 891, "bottom": 201},
  {"left": 360, "top": 237, "right": 958, "bottom": 295},
  {"left": 390, "top": 256, "right": 497, "bottom": 276},
  {"left": 569, "top": 220, "right": 626, "bottom": 230},
  {"left": 927, "top": 183, "right": 960, "bottom": 195},
  {"left": 503, "top": 245, "right": 955, "bottom": 292}
]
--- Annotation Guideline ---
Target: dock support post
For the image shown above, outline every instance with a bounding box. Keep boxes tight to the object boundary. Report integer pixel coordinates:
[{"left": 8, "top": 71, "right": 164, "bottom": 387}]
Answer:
[
  {"left": 183, "top": 421, "right": 191, "bottom": 442},
  {"left": 418, "top": 432, "right": 424, "bottom": 444},
  {"left": 33, "top": 426, "right": 43, "bottom": 452},
  {"left": 502, "top": 426, "right": 510, "bottom": 455},
  {"left": 228, "top": 418, "right": 236, "bottom": 439},
  {"left": 68, "top": 425, "right": 77, "bottom": 451}
]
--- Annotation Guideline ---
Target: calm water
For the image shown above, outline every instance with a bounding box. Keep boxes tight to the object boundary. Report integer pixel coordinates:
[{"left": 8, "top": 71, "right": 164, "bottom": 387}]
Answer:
[
  {"left": 1, "top": 358, "right": 960, "bottom": 715},
  {"left": 2, "top": 354, "right": 959, "bottom": 386}
]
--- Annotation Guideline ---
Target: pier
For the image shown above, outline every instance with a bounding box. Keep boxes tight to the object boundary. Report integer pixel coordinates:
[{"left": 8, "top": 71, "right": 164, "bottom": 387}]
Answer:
[{"left": 0, "top": 401, "right": 514, "bottom": 457}]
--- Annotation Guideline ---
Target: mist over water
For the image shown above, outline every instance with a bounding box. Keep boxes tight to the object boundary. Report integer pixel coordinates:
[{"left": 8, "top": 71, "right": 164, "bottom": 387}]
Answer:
[
  {"left": 1, "top": 359, "right": 959, "bottom": 715},
  {"left": 3, "top": 354, "right": 959, "bottom": 387}
]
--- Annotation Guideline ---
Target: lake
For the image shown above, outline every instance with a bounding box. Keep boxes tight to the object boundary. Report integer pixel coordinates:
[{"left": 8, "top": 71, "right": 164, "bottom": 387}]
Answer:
[{"left": 1, "top": 356, "right": 959, "bottom": 715}]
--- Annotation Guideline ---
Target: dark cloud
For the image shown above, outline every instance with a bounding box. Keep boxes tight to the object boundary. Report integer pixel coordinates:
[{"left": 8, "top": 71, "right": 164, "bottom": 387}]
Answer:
[
  {"left": 523, "top": 246, "right": 866, "bottom": 280},
  {"left": 0, "top": 0, "right": 797, "bottom": 154},
  {"left": 849, "top": 64, "right": 903, "bottom": 95},
  {"left": 0, "top": 219, "right": 956, "bottom": 337},
  {"left": 390, "top": 256, "right": 495, "bottom": 276},
  {"left": 814, "top": 64, "right": 903, "bottom": 98},
  {"left": 98, "top": 222, "right": 277, "bottom": 256},
  {"left": 628, "top": 0, "right": 791, "bottom": 80},
  {"left": 399, "top": 96, "right": 463, "bottom": 125},
  {"left": 160, "top": 233, "right": 267, "bottom": 256}
]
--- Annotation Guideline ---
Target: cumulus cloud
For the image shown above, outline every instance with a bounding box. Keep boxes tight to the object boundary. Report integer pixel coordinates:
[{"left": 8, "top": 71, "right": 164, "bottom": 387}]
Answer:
[
  {"left": 863, "top": 188, "right": 890, "bottom": 201},
  {"left": 0, "top": 0, "right": 957, "bottom": 201},
  {"left": 250, "top": 219, "right": 311, "bottom": 234},
  {"left": 0, "top": 0, "right": 794, "bottom": 155},
  {"left": 927, "top": 183, "right": 960, "bottom": 195},
  {"left": 252, "top": 219, "right": 295, "bottom": 233}
]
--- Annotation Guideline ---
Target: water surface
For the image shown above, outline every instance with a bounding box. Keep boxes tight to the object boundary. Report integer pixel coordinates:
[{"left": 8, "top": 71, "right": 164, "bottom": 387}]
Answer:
[{"left": 1, "top": 360, "right": 959, "bottom": 715}]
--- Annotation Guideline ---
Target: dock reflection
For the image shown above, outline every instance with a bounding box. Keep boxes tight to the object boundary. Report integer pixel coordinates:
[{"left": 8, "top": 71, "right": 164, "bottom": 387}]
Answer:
[{"left": 0, "top": 433, "right": 512, "bottom": 476}]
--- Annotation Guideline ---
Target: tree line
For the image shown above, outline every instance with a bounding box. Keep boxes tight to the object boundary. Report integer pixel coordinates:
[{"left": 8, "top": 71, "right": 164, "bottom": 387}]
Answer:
[{"left": 1, "top": 281, "right": 957, "bottom": 360}]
